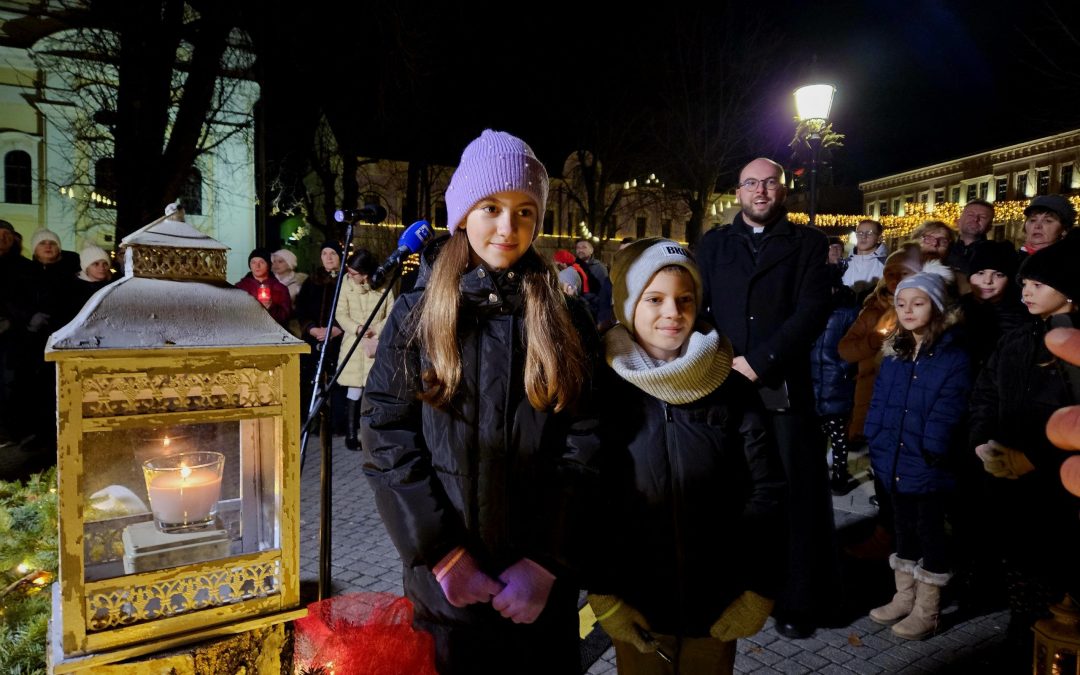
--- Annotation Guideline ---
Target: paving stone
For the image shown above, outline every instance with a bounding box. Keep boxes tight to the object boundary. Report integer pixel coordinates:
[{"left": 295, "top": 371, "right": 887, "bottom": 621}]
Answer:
[
  {"left": 793, "top": 651, "right": 830, "bottom": 670},
  {"left": 818, "top": 645, "right": 855, "bottom": 664},
  {"left": 772, "top": 659, "right": 811, "bottom": 675},
  {"left": 840, "top": 658, "right": 885, "bottom": 675},
  {"left": 767, "top": 639, "right": 805, "bottom": 658}
]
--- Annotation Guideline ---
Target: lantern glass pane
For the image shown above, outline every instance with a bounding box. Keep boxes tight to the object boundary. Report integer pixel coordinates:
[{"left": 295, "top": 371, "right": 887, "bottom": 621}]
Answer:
[{"left": 82, "top": 417, "right": 280, "bottom": 582}]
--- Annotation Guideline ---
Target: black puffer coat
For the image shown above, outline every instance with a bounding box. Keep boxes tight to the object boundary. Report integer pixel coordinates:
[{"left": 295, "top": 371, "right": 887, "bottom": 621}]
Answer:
[
  {"left": 359, "top": 240, "right": 601, "bottom": 670},
  {"left": 591, "top": 366, "right": 785, "bottom": 637}
]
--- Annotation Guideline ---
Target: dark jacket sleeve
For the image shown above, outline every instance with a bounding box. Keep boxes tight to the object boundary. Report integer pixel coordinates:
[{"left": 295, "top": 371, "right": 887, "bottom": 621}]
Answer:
[
  {"left": 530, "top": 297, "right": 605, "bottom": 578},
  {"left": 359, "top": 294, "right": 465, "bottom": 568},
  {"left": 968, "top": 349, "right": 1001, "bottom": 450},
  {"left": 734, "top": 377, "right": 787, "bottom": 596},
  {"left": 745, "top": 231, "right": 831, "bottom": 382},
  {"left": 268, "top": 281, "right": 292, "bottom": 325}
]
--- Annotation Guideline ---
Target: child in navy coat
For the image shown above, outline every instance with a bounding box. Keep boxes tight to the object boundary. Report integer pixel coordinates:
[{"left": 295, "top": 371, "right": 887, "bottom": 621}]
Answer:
[{"left": 864, "top": 261, "right": 970, "bottom": 640}]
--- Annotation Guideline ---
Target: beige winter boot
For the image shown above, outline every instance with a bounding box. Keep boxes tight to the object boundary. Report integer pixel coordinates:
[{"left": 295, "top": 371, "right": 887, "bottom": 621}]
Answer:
[
  {"left": 891, "top": 564, "right": 951, "bottom": 640},
  {"left": 869, "top": 554, "right": 916, "bottom": 625}
]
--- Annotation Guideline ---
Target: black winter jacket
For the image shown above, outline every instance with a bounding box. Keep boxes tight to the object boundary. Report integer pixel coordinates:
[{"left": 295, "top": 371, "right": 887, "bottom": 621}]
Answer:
[
  {"left": 970, "top": 313, "right": 1079, "bottom": 475},
  {"left": 696, "top": 213, "right": 831, "bottom": 410},
  {"left": 591, "top": 366, "right": 786, "bottom": 637},
  {"left": 360, "top": 242, "right": 602, "bottom": 617}
]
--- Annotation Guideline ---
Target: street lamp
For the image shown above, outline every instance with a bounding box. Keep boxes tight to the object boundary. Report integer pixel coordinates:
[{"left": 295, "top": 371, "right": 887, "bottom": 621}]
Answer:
[{"left": 794, "top": 83, "right": 836, "bottom": 228}]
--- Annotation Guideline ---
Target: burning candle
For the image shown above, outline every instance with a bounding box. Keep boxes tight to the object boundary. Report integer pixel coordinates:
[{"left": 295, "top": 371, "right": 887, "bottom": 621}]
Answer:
[
  {"left": 257, "top": 284, "right": 270, "bottom": 304},
  {"left": 143, "top": 452, "right": 224, "bottom": 532}
]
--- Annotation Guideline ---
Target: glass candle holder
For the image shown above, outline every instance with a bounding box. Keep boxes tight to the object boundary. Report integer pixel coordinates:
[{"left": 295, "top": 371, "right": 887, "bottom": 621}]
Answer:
[{"left": 143, "top": 451, "right": 224, "bottom": 533}]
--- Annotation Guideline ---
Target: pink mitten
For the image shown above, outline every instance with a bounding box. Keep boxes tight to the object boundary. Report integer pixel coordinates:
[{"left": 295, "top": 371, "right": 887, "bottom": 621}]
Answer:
[
  {"left": 492, "top": 558, "right": 556, "bottom": 624},
  {"left": 432, "top": 547, "right": 503, "bottom": 607}
]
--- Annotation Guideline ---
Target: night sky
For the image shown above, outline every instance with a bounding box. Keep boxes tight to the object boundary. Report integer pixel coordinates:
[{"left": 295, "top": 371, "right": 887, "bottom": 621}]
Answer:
[{"left": 266, "top": 0, "right": 1080, "bottom": 189}]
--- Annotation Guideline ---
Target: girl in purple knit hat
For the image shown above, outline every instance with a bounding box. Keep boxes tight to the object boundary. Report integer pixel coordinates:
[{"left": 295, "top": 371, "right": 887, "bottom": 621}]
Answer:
[{"left": 360, "top": 130, "right": 601, "bottom": 674}]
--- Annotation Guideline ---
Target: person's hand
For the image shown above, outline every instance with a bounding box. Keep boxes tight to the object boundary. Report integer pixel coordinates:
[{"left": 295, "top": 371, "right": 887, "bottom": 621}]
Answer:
[
  {"left": 975, "top": 440, "right": 1036, "bottom": 479},
  {"left": 329, "top": 326, "right": 343, "bottom": 339},
  {"left": 492, "top": 559, "right": 555, "bottom": 624},
  {"left": 709, "top": 591, "right": 774, "bottom": 641},
  {"left": 309, "top": 326, "right": 326, "bottom": 341},
  {"left": 732, "top": 356, "right": 758, "bottom": 382},
  {"left": 1046, "top": 327, "right": 1080, "bottom": 496},
  {"left": 432, "top": 547, "right": 503, "bottom": 608},
  {"left": 587, "top": 594, "right": 658, "bottom": 653},
  {"left": 360, "top": 336, "right": 378, "bottom": 358}
]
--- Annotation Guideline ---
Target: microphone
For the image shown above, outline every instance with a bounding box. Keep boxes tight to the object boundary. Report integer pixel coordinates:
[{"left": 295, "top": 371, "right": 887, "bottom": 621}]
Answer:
[
  {"left": 369, "top": 220, "right": 434, "bottom": 289},
  {"left": 334, "top": 204, "right": 388, "bottom": 224}
]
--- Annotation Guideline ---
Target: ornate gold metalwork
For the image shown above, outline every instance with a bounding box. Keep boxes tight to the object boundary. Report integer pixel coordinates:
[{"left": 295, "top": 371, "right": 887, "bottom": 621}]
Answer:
[
  {"left": 86, "top": 559, "right": 281, "bottom": 632},
  {"left": 127, "top": 245, "right": 227, "bottom": 281},
  {"left": 81, "top": 368, "right": 280, "bottom": 417}
]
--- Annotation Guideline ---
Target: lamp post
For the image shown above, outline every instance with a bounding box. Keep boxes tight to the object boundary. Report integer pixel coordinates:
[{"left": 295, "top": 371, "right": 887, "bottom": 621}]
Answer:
[{"left": 794, "top": 83, "right": 836, "bottom": 228}]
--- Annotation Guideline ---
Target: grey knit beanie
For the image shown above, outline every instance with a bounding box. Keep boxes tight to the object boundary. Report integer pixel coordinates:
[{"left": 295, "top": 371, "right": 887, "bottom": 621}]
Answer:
[
  {"left": 611, "top": 238, "right": 702, "bottom": 334},
  {"left": 445, "top": 129, "right": 549, "bottom": 237},
  {"left": 895, "top": 260, "right": 953, "bottom": 311}
]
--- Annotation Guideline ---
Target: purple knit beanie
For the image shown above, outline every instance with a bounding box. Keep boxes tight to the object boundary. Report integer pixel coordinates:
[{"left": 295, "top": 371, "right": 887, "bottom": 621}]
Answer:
[{"left": 445, "top": 129, "right": 549, "bottom": 237}]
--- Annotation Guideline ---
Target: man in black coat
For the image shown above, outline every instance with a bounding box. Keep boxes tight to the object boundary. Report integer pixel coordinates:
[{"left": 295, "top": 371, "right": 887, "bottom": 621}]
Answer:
[{"left": 696, "top": 157, "right": 836, "bottom": 639}]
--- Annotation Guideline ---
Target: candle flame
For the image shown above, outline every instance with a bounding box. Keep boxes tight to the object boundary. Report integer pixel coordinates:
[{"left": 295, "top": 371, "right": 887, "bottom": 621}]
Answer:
[
  {"left": 16, "top": 562, "right": 30, "bottom": 574},
  {"left": 163, "top": 435, "right": 171, "bottom": 447},
  {"left": 180, "top": 465, "right": 192, "bottom": 480}
]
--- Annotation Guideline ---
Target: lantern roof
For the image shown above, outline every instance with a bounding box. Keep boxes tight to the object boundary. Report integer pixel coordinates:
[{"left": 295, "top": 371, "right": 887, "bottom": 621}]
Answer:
[
  {"left": 47, "top": 276, "right": 303, "bottom": 351},
  {"left": 48, "top": 215, "right": 304, "bottom": 353}
]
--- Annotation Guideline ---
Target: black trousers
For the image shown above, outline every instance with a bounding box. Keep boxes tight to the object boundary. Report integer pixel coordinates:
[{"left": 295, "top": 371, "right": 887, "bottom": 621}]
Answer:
[
  {"left": 891, "top": 491, "right": 950, "bottom": 573},
  {"left": 770, "top": 410, "right": 839, "bottom": 620}
]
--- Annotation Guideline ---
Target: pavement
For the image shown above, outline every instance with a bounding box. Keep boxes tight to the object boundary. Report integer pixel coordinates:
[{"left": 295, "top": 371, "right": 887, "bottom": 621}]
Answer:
[{"left": 299, "top": 437, "right": 1018, "bottom": 674}]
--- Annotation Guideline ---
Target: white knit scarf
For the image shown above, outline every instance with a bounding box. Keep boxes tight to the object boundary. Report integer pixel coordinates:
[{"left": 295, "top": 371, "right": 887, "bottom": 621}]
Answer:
[{"left": 604, "top": 324, "right": 733, "bottom": 404}]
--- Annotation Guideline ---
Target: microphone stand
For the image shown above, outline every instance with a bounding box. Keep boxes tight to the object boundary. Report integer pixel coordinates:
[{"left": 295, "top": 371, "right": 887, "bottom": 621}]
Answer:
[{"left": 298, "top": 239, "right": 403, "bottom": 600}]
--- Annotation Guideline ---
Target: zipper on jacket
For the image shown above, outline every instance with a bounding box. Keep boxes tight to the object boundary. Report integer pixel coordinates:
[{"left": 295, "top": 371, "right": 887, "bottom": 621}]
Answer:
[{"left": 663, "top": 400, "right": 689, "bottom": 649}]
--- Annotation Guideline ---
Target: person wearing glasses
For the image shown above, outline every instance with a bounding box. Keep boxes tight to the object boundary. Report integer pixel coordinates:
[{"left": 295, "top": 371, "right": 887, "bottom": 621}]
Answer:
[
  {"left": 696, "top": 157, "right": 835, "bottom": 640},
  {"left": 909, "top": 221, "right": 956, "bottom": 261},
  {"left": 944, "top": 199, "right": 994, "bottom": 275},
  {"left": 842, "top": 219, "right": 886, "bottom": 300}
]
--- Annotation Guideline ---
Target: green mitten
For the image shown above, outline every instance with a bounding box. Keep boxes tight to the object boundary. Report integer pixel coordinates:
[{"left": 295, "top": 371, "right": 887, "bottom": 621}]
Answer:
[
  {"left": 709, "top": 591, "right": 774, "bottom": 641},
  {"left": 587, "top": 594, "right": 657, "bottom": 653}
]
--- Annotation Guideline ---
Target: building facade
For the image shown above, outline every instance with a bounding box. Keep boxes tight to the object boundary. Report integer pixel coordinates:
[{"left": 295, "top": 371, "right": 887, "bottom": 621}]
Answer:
[
  {"left": 0, "top": 9, "right": 259, "bottom": 282},
  {"left": 860, "top": 128, "right": 1080, "bottom": 242}
]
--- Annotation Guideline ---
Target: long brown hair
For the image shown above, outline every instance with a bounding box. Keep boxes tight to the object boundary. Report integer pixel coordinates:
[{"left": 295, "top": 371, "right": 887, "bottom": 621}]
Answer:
[{"left": 414, "top": 231, "right": 586, "bottom": 413}]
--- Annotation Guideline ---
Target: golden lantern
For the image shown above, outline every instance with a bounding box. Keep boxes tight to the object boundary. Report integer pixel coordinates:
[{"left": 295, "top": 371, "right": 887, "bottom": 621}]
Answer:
[
  {"left": 45, "top": 216, "right": 307, "bottom": 673},
  {"left": 1034, "top": 595, "right": 1080, "bottom": 675}
]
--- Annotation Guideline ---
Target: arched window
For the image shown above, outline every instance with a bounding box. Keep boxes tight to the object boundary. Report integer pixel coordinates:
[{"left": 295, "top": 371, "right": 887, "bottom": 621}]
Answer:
[
  {"left": 181, "top": 168, "right": 202, "bottom": 215},
  {"left": 4, "top": 150, "right": 32, "bottom": 204}
]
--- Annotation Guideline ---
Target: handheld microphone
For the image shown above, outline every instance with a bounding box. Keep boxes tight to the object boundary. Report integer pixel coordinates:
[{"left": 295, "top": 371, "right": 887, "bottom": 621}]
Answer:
[
  {"left": 369, "top": 220, "right": 434, "bottom": 289},
  {"left": 334, "top": 204, "right": 388, "bottom": 224}
]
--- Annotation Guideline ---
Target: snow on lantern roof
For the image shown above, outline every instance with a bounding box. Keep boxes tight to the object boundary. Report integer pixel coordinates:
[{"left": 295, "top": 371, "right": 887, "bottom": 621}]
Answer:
[
  {"left": 121, "top": 217, "right": 229, "bottom": 282},
  {"left": 47, "top": 276, "right": 303, "bottom": 351}
]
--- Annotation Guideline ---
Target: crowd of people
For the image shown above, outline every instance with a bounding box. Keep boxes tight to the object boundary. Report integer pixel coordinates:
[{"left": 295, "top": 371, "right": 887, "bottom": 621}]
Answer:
[
  {"left": 356, "top": 131, "right": 1077, "bottom": 675},
  {"left": 1, "top": 126, "right": 1078, "bottom": 673}
]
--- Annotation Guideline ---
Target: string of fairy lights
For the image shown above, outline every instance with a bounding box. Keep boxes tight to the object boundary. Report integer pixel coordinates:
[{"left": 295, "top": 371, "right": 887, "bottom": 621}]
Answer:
[{"left": 789, "top": 196, "right": 1080, "bottom": 239}]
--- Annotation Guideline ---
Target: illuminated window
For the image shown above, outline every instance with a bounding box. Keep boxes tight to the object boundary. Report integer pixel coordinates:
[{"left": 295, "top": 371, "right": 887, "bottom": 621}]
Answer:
[
  {"left": 951, "top": 187, "right": 960, "bottom": 203},
  {"left": 1037, "top": 168, "right": 1050, "bottom": 195},
  {"left": 979, "top": 182, "right": 989, "bottom": 200},
  {"left": 3, "top": 150, "right": 31, "bottom": 203},
  {"left": 967, "top": 184, "right": 977, "bottom": 202},
  {"left": 934, "top": 189, "right": 945, "bottom": 204},
  {"left": 1017, "top": 173, "right": 1028, "bottom": 197},
  {"left": 995, "top": 177, "right": 1008, "bottom": 201},
  {"left": 1062, "top": 165, "right": 1074, "bottom": 191}
]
